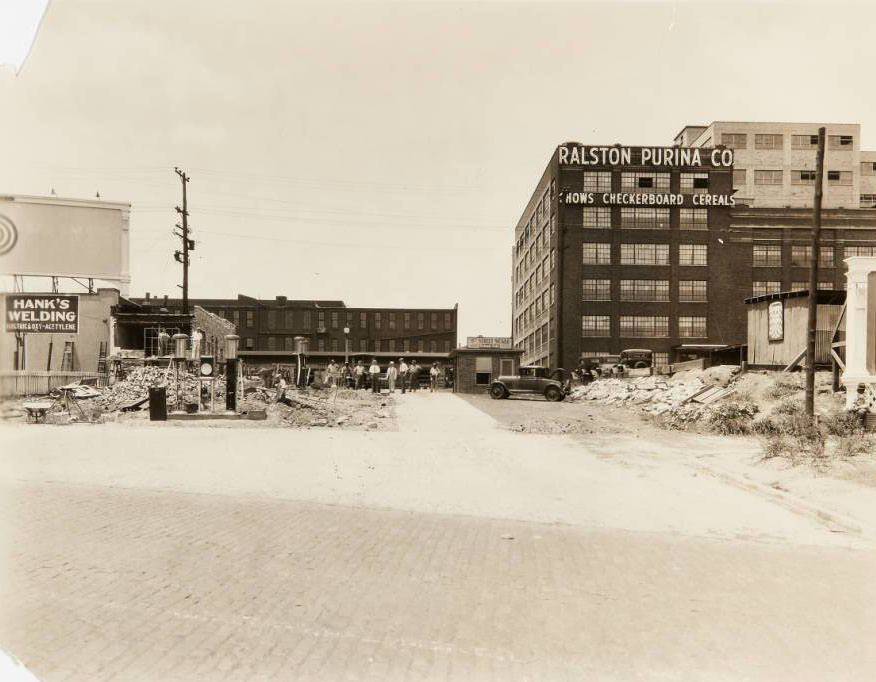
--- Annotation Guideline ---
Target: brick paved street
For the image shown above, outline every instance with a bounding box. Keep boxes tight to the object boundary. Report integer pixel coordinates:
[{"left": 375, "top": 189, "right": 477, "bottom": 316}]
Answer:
[{"left": 1, "top": 392, "right": 875, "bottom": 681}]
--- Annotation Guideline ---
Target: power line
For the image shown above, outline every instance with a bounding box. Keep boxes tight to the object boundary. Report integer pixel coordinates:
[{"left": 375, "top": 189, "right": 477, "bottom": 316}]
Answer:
[{"left": 174, "top": 168, "right": 192, "bottom": 315}]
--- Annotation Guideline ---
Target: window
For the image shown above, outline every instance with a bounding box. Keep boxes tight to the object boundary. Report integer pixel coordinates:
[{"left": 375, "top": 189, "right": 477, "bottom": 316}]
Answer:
[
  {"left": 753, "top": 244, "right": 782, "bottom": 266},
  {"left": 827, "top": 171, "right": 852, "bottom": 186},
  {"left": 828, "top": 135, "right": 853, "bottom": 150},
  {"left": 820, "top": 246, "right": 835, "bottom": 267},
  {"left": 267, "top": 336, "right": 277, "bottom": 351},
  {"left": 318, "top": 311, "right": 325, "bottom": 329},
  {"left": 791, "top": 134, "right": 819, "bottom": 150},
  {"left": 582, "top": 279, "right": 611, "bottom": 300},
  {"left": 733, "top": 169, "right": 746, "bottom": 187},
  {"left": 791, "top": 281, "right": 834, "bottom": 291},
  {"left": 619, "top": 207, "right": 670, "bottom": 229},
  {"left": 861, "top": 162, "right": 876, "bottom": 176},
  {"left": 317, "top": 338, "right": 325, "bottom": 351},
  {"left": 389, "top": 312, "right": 396, "bottom": 330},
  {"left": 444, "top": 340, "right": 451, "bottom": 352},
  {"left": 245, "top": 337, "right": 254, "bottom": 350},
  {"left": 284, "top": 336, "right": 294, "bottom": 351},
  {"left": 755, "top": 134, "right": 783, "bottom": 150},
  {"left": 360, "top": 312, "right": 367, "bottom": 329},
  {"left": 679, "top": 244, "right": 708, "bottom": 266},
  {"left": 621, "top": 172, "right": 670, "bottom": 193},
  {"left": 620, "top": 243, "right": 670, "bottom": 265},
  {"left": 620, "top": 316, "right": 668, "bottom": 337},
  {"left": 582, "top": 242, "right": 612, "bottom": 264},
  {"left": 791, "top": 170, "right": 817, "bottom": 185},
  {"left": 620, "top": 279, "right": 669, "bottom": 301},
  {"left": 790, "top": 246, "right": 834, "bottom": 267},
  {"left": 267, "top": 311, "right": 277, "bottom": 329},
  {"left": 374, "top": 339, "right": 381, "bottom": 352},
  {"left": 678, "top": 316, "right": 707, "bottom": 338},
  {"left": 653, "top": 352, "right": 669, "bottom": 368},
  {"left": 582, "top": 171, "right": 612, "bottom": 193},
  {"left": 331, "top": 311, "right": 339, "bottom": 329},
  {"left": 582, "top": 315, "right": 611, "bottom": 337},
  {"left": 860, "top": 194, "right": 876, "bottom": 208},
  {"left": 444, "top": 312, "right": 452, "bottom": 329},
  {"left": 403, "top": 339, "right": 410, "bottom": 352},
  {"left": 721, "top": 133, "right": 746, "bottom": 149},
  {"left": 475, "top": 372, "right": 491, "bottom": 386},
  {"left": 330, "top": 338, "right": 339, "bottom": 352},
  {"left": 845, "top": 245, "right": 876, "bottom": 258},
  {"left": 374, "top": 312, "right": 382, "bottom": 330},
  {"left": 246, "top": 311, "right": 254, "bottom": 328},
  {"left": 303, "top": 311, "right": 311, "bottom": 329},
  {"left": 752, "top": 281, "right": 781, "bottom": 297},
  {"left": 582, "top": 207, "right": 612, "bottom": 228},
  {"left": 284, "top": 310, "right": 295, "bottom": 329},
  {"left": 404, "top": 312, "right": 410, "bottom": 329},
  {"left": 680, "top": 173, "right": 709, "bottom": 194},
  {"left": 417, "top": 313, "right": 425, "bottom": 330},
  {"left": 679, "top": 280, "right": 708, "bottom": 302},
  {"left": 417, "top": 340, "right": 425, "bottom": 352},
  {"left": 581, "top": 351, "right": 611, "bottom": 358},
  {"left": 754, "top": 170, "right": 783, "bottom": 185},
  {"left": 550, "top": 283, "right": 555, "bottom": 304},
  {"left": 430, "top": 340, "right": 437, "bottom": 352},
  {"left": 679, "top": 208, "right": 708, "bottom": 230}
]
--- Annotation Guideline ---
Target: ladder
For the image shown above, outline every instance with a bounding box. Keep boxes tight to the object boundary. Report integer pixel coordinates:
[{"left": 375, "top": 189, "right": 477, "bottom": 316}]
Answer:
[
  {"left": 60, "top": 341, "right": 75, "bottom": 371},
  {"left": 97, "top": 342, "right": 108, "bottom": 374}
]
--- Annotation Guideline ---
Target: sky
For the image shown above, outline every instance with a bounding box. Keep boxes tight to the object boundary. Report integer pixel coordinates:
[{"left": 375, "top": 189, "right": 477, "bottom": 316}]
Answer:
[{"left": 1, "top": 0, "right": 874, "bottom": 341}]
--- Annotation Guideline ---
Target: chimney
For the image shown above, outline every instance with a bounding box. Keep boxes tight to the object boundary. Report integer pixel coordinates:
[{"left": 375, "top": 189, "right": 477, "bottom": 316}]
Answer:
[
  {"left": 145, "top": 292, "right": 150, "bottom": 301},
  {"left": 276, "top": 295, "right": 287, "bottom": 304},
  {"left": 163, "top": 294, "right": 168, "bottom": 307}
]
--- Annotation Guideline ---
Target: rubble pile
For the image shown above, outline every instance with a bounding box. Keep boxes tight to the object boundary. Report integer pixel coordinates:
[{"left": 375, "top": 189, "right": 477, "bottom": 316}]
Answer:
[
  {"left": 96, "top": 367, "right": 225, "bottom": 412},
  {"left": 569, "top": 376, "right": 709, "bottom": 416}
]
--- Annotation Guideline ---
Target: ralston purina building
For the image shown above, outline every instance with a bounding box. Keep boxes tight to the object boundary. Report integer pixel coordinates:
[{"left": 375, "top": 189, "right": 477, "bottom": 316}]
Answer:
[{"left": 512, "top": 122, "right": 876, "bottom": 370}]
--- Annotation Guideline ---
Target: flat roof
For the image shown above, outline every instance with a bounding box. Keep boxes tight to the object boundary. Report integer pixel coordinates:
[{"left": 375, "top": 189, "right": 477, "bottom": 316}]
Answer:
[{"left": 0, "top": 193, "right": 130, "bottom": 210}]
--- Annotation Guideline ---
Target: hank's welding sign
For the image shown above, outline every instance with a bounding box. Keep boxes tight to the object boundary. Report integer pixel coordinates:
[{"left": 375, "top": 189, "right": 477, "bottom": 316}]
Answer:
[{"left": 4, "top": 294, "right": 79, "bottom": 333}]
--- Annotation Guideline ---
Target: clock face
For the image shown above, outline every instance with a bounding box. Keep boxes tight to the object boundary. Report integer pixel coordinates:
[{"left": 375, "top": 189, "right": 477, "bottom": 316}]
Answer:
[{"left": 200, "top": 362, "right": 213, "bottom": 376}]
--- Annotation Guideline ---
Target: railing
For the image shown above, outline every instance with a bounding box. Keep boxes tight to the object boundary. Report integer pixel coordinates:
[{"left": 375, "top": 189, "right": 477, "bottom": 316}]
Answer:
[{"left": 0, "top": 371, "right": 107, "bottom": 399}]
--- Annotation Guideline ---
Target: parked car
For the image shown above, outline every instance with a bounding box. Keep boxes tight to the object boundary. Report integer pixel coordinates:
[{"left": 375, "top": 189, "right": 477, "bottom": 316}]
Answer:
[
  {"left": 489, "top": 365, "right": 567, "bottom": 401},
  {"left": 618, "top": 348, "right": 653, "bottom": 369}
]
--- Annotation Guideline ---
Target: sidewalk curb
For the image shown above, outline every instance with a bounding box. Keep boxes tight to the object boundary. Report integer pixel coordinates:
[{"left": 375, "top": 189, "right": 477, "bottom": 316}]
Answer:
[{"left": 687, "top": 459, "right": 870, "bottom": 540}]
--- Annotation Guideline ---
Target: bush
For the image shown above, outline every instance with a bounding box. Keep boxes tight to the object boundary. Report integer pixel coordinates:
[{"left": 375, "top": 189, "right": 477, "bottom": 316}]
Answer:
[
  {"left": 751, "top": 416, "right": 780, "bottom": 435},
  {"left": 835, "top": 433, "right": 874, "bottom": 458},
  {"left": 822, "top": 411, "right": 863, "bottom": 437},
  {"left": 761, "top": 435, "right": 793, "bottom": 460},
  {"left": 772, "top": 398, "right": 803, "bottom": 416},
  {"left": 705, "top": 400, "right": 760, "bottom": 435},
  {"left": 765, "top": 376, "right": 801, "bottom": 401}
]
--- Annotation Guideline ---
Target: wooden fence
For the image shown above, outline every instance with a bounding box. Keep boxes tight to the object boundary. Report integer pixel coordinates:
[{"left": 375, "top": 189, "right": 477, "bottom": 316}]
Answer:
[{"left": 0, "top": 371, "right": 107, "bottom": 399}]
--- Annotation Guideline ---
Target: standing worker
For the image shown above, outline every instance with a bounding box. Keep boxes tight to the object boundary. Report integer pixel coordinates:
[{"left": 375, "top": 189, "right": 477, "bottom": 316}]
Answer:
[
  {"left": 398, "top": 358, "right": 409, "bottom": 393},
  {"left": 409, "top": 360, "right": 420, "bottom": 392},
  {"left": 429, "top": 362, "right": 440, "bottom": 392},
  {"left": 386, "top": 360, "right": 398, "bottom": 393},
  {"left": 354, "top": 359, "right": 366, "bottom": 390},
  {"left": 369, "top": 358, "right": 381, "bottom": 394}
]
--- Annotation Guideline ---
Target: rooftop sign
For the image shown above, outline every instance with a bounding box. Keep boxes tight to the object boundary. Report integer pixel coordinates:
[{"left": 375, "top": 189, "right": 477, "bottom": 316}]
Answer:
[{"left": 558, "top": 145, "right": 733, "bottom": 169}]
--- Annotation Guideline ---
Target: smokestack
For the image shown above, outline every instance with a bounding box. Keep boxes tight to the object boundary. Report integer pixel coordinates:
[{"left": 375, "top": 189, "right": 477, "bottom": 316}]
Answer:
[
  {"left": 145, "top": 292, "right": 150, "bottom": 301},
  {"left": 163, "top": 294, "right": 168, "bottom": 307}
]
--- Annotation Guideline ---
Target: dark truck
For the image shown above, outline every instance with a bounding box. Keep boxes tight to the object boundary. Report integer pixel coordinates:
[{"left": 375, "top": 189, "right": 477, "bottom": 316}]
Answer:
[{"left": 489, "top": 365, "right": 567, "bottom": 402}]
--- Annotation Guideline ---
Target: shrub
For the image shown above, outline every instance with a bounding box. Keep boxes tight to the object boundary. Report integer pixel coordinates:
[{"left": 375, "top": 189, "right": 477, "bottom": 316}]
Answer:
[
  {"left": 751, "top": 416, "right": 780, "bottom": 435},
  {"left": 835, "top": 433, "right": 873, "bottom": 458},
  {"left": 706, "top": 400, "right": 760, "bottom": 435},
  {"left": 822, "top": 411, "right": 863, "bottom": 437},
  {"left": 765, "top": 376, "right": 801, "bottom": 401},
  {"left": 761, "top": 435, "right": 793, "bottom": 460},
  {"left": 772, "top": 398, "right": 803, "bottom": 416}
]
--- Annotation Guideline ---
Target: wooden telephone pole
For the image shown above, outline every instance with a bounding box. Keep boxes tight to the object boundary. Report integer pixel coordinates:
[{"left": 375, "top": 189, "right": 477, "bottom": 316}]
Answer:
[
  {"left": 805, "top": 127, "right": 826, "bottom": 417},
  {"left": 174, "top": 168, "right": 193, "bottom": 315}
]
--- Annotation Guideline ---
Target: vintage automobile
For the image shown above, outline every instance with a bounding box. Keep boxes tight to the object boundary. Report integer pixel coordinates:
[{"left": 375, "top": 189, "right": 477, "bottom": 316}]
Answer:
[{"left": 489, "top": 365, "right": 567, "bottom": 401}]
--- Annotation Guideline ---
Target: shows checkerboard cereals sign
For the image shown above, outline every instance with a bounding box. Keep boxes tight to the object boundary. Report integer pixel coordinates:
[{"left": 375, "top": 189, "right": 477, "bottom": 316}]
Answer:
[{"left": 4, "top": 294, "right": 79, "bottom": 333}]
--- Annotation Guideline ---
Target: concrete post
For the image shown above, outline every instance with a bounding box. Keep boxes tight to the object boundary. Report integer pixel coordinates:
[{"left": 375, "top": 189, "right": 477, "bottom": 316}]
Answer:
[{"left": 841, "top": 257, "right": 876, "bottom": 408}]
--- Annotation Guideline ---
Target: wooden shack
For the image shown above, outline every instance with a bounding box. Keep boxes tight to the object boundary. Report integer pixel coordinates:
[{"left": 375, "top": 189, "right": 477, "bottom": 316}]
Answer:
[
  {"left": 745, "top": 289, "right": 845, "bottom": 368},
  {"left": 450, "top": 347, "right": 524, "bottom": 394}
]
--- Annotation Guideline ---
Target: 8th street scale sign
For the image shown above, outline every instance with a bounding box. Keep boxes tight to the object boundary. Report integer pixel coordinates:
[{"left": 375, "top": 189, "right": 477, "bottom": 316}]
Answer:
[{"left": 4, "top": 294, "right": 79, "bottom": 334}]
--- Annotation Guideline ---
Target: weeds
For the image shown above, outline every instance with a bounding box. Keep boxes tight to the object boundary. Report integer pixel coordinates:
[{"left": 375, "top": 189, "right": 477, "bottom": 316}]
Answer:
[
  {"left": 765, "top": 375, "right": 802, "bottom": 401},
  {"left": 705, "top": 400, "right": 759, "bottom": 435}
]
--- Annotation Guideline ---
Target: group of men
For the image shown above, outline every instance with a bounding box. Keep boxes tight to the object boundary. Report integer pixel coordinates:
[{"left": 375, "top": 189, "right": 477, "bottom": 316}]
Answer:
[{"left": 325, "top": 358, "right": 443, "bottom": 394}]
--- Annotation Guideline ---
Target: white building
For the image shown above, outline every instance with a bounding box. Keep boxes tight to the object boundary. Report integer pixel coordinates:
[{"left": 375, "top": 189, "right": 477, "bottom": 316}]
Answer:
[{"left": 674, "top": 122, "right": 875, "bottom": 210}]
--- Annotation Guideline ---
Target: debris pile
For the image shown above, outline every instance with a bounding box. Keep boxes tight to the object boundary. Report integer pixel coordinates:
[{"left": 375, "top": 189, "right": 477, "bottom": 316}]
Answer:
[
  {"left": 568, "top": 376, "right": 714, "bottom": 416},
  {"left": 95, "top": 367, "right": 225, "bottom": 412}
]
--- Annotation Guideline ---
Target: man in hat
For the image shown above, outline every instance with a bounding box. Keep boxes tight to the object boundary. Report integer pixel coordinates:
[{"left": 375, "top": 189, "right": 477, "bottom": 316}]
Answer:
[
  {"left": 368, "top": 358, "right": 381, "bottom": 394},
  {"left": 429, "top": 362, "right": 440, "bottom": 392},
  {"left": 354, "top": 359, "right": 366, "bottom": 390},
  {"left": 385, "top": 360, "right": 398, "bottom": 393},
  {"left": 398, "top": 357, "right": 410, "bottom": 393},
  {"left": 409, "top": 360, "right": 420, "bottom": 392}
]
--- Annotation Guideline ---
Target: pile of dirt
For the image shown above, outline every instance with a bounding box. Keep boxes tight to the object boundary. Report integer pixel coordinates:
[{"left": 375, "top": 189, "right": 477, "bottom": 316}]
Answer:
[
  {"left": 95, "top": 367, "right": 226, "bottom": 412},
  {"left": 243, "top": 386, "right": 395, "bottom": 429},
  {"left": 568, "top": 373, "right": 719, "bottom": 416}
]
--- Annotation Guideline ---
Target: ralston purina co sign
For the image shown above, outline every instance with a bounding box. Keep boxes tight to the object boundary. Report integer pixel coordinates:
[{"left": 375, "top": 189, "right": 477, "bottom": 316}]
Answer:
[{"left": 4, "top": 294, "right": 79, "bottom": 333}]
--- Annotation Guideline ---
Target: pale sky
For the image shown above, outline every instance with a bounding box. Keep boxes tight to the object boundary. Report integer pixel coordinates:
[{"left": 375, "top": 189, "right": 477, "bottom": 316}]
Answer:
[{"left": 1, "top": 0, "right": 874, "bottom": 340}]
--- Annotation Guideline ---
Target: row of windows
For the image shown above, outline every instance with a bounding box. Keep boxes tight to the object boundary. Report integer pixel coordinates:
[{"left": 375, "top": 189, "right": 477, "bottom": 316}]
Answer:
[
  {"left": 751, "top": 244, "right": 876, "bottom": 267},
  {"left": 721, "top": 133, "right": 853, "bottom": 150},
  {"left": 581, "top": 315, "right": 707, "bottom": 338},
  {"left": 225, "top": 309, "right": 453, "bottom": 332},
  {"left": 516, "top": 182, "right": 555, "bottom": 252},
  {"left": 581, "top": 172, "right": 709, "bottom": 194},
  {"left": 735, "top": 169, "right": 855, "bottom": 186},
  {"left": 284, "top": 338, "right": 453, "bottom": 353},
  {"left": 582, "top": 207, "right": 709, "bottom": 230},
  {"left": 583, "top": 243, "right": 708, "bottom": 266},
  {"left": 581, "top": 350, "right": 671, "bottom": 368},
  {"left": 582, "top": 279, "right": 708, "bottom": 302},
  {"left": 751, "top": 281, "right": 839, "bottom": 296}
]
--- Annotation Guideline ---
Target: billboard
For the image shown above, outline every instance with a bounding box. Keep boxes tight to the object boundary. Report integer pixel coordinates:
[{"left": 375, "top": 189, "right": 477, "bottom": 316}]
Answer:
[
  {"left": 0, "top": 194, "right": 130, "bottom": 292},
  {"left": 466, "top": 336, "right": 513, "bottom": 349},
  {"left": 4, "top": 294, "right": 79, "bottom": 333}
]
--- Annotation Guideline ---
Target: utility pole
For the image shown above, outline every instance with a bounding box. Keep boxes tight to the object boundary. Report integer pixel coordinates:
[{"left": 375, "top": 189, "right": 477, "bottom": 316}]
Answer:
[
  {"left": 805, "top": 127, "right": 826, "bottom": 417},
  {"left": 174, "top": 167, "right": 193, "bottom": 316}
]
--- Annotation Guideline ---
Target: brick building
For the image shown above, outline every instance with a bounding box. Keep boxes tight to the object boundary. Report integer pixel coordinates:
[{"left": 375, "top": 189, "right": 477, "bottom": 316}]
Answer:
[
  {"left": 512, "top": 142, "right": 739, "bottom": 370},
  {"left": 129, "top": 294, "right": 458, "bottom": 359}
]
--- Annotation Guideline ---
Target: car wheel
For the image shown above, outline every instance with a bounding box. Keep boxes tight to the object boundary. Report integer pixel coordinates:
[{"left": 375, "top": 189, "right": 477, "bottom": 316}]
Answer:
[
  {"left": 544, "top": 386, "right": 564, "bottom": 402},
  {"left": 634, "top": 361, "right": 648, "bottom": 369},
  {"left": 490, "top": 384, "right": 508, "bottom": 400}
]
